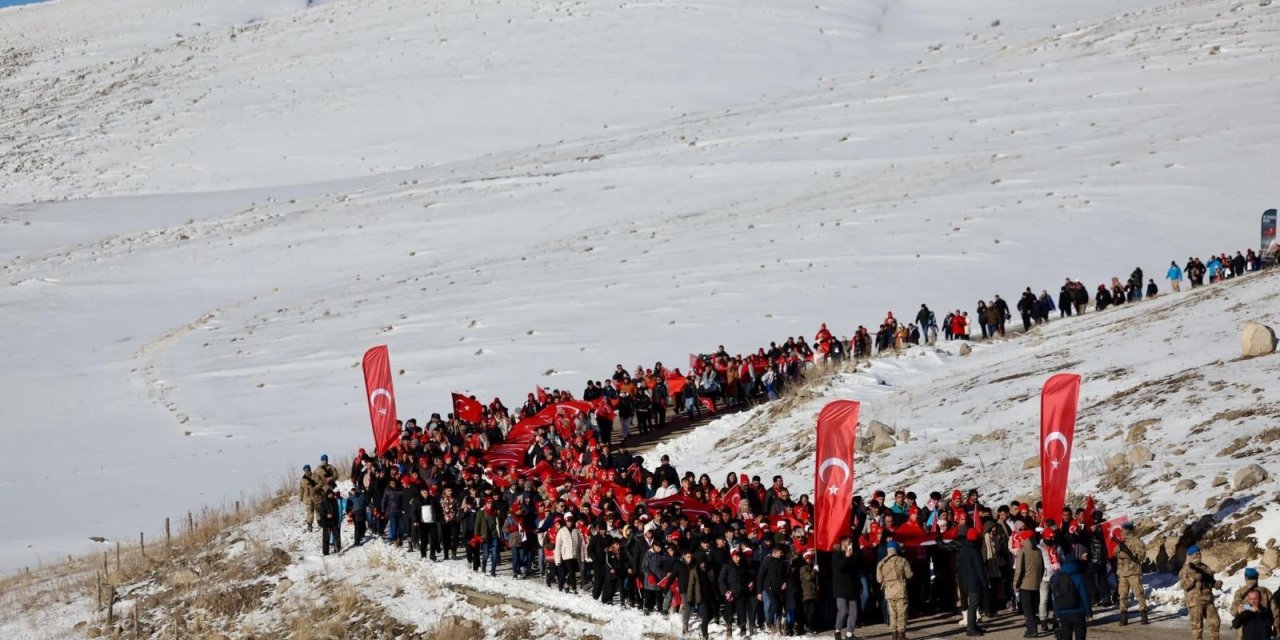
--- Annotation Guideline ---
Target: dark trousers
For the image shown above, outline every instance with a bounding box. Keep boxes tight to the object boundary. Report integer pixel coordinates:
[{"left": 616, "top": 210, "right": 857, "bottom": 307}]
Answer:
[
  {"left": 558, "top": 559, "right": 580, "bottom": 591},
  {"left": 1058, "top": 612, "right": 1086, "bottom": 640},
  {"left": 1020, "top": 590, "right": 1040, "bottom": 635},
  {"left": 441, "top": 522, "right": 457, "bottom": 558},
  {"left": 698, "top": 601, "right": 714, "bottom": 637},
  {"left": 352, "top": 516, "right": 366, "bottom": 546},
  {"left": 1084, "top": 564, "right": 1106, "bottom": 605},
  {"left": 965, "top": 590, "right": 982, "bottom": 633},
  {"left": 593, "top": 568, "right": 608, "bottom": 601},
  {"left": 322, "top": 525, "right": 341, "bottom": 555},
  {"left": 601, "top": 575, "right": 618, "bottom": 605},
  {"left": 418, "top": 522, "right": 440, "bottom": 560},
  {"left": 726, "top": 596, "right": 752, "bottom": 632},
  {"left": 598, "top": 417, "right": 613, "bottom": 445}
]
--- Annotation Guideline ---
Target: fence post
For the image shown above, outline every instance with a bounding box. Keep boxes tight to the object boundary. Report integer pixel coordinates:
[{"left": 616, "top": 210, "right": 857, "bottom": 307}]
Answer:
[
  {"left": 187, "top": 511, "right": 194, "bottom": 533},
  {"left": 140, "top": 532, "right": 145, "bottom": 558},
  {"left": 165, "top": 517, "right": 171, "bottom": 553},
  {"left": 115, "top": 541, "right": 121, "bottom": 575}
]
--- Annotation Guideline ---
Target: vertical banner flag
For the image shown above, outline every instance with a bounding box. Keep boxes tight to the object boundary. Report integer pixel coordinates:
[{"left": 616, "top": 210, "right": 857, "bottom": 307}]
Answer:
[
  {"left": 452, "top": 393, "right": 484, "bottom": 424},
  {"left": 1040, "top": 373, "right": 1082, "bottom": 526},
  {"left": 362, "top": 345, "right": 399, "bottom": 456},
  {"left": 1263, "top": 209, "right": 1277, "bottom": 260},
  {"left": 814, "top": 400, "right": 860, "bottom": 552}
]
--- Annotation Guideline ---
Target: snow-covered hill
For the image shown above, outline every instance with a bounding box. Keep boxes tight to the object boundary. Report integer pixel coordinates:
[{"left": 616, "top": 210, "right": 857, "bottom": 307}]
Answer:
[
  {"left": 655, "top": 265, "right": 1280, "bottom": 584},
  {"left": 1, "top": 0, "right": 1277, "bottom": 572}
]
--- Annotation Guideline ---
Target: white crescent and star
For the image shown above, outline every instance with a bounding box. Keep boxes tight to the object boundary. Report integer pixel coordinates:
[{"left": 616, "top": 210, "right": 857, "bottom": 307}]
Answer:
[
  {"left": 818, "top": 457, "right": 851, "bottom": 495},
  {"left": 369, "top": 387, "right": 393, "bottom": 416},
  {"left": 1042, "top": 431, "right": 1070, "bottom": 469}
]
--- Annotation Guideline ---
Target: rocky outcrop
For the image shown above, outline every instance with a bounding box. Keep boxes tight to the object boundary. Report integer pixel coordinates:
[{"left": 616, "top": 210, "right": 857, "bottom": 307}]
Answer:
[
  {"left": 1235, "top": 464, "right": 1269, "bottom": 491},
  {"left": 1241, "top": 322, "right": 1277, "bottom": 357}
]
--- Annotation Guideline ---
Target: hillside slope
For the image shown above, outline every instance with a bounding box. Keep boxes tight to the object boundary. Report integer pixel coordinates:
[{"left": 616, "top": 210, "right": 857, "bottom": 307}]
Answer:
[{"left": 654, "top": 265, "right": 1280, "bottom": 587}]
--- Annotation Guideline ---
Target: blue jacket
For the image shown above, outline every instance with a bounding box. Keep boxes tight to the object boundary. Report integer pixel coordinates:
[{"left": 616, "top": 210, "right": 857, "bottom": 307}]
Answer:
[
  {"left": 1167, "top": 265, "right": 1182, "bottom": 280},
  {"left": 1053, "top": 561, "right": 1093, "bottom": 618}
]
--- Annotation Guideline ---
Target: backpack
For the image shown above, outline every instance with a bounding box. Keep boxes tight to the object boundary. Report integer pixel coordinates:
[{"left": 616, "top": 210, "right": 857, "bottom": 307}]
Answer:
[{"left": 1053, "top": 574, "right": 1080, "bottom": 610}]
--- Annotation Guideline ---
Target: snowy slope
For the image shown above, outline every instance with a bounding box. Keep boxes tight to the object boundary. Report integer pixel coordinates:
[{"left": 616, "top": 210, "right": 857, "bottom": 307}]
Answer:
[
  {"left": 653, "top": 265, "right": 1280, "bottom": 588},
  {"left": 1, "top": 0, "right": 1278, "bottom": 572}
]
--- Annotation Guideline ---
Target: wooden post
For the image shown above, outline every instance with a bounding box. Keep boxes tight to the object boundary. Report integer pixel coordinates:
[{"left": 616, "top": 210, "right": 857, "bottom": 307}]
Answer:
[
  {"left": 235, "top": 500, "right": 241, "bottom": 517},
  {"left": 132, "top": 599, "right": 140, "bottom": 638},
  {"left": 96, "top": 571, "right": 102, "bottom": 611},
  {"left": 165, "top": 517, "right": 171, "bottom": 551},
  {"left": 106, "top": 587, "right": 115, "bottom": 626},
  {"left": 187, "top": 511, "right": 194, "bottom": 533},
  {"left": 115, "top": 541, "right": 121, "bottom": 574},
  {"left": 139, "top": 532, "right": 145, "bottom": 558},
  {"left": 102, "top": 551, "right": 108, "bottom": 576}
]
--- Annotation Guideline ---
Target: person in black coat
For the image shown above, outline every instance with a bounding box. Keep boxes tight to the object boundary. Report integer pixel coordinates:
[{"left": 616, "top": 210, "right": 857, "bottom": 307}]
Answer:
[
  {"left": 1231, "top": 588, "right": 1274, "bottom": 640},
  {"left": 319, "top": 489, "right": 342, "bottom": 556},
  {"left": 957, "top": 528, "right": 988, "bottom": 636},
  {"left": 832, "top": 537, "right": 864, "bottom": 640},
  {"left": 410, "top": 487, "right": 442, "bottom": 561},
  {"left": 720, "top": 550, "right": 754, "bottom": 636}
]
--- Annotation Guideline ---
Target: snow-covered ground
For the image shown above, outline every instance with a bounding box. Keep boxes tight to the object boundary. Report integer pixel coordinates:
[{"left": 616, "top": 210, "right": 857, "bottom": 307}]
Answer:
[{"left": 1, "top": 0, "right": 1277, "bottom": 574}]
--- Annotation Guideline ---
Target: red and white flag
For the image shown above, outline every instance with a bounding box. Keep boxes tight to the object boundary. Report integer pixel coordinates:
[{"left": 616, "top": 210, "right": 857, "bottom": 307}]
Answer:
[
  {"left": 1040, "top": 373, "right": 1081, "bottom": 526},
  {"left": 536, "top": 386, "right": 549, "bottom": 404},
  {"left": 452, "top": 393, "right": 484, "bottom": 424},
  {"left": 814, "top": 400, "right": 859, "bottom": 552},
  {"left": 361, "top": 345, "right": 399, "bottom": 456}
]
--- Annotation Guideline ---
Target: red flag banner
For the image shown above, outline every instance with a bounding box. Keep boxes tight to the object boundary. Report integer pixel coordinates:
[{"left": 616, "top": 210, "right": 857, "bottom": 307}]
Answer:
[
  {"left": 536, "top": 386, "right": 549, "bottom": 404},
  {"left": 1040, "top": 373, "right": 1081, "bottom": 527},
  {"left": 1083, "top": 495, "right": 1097, "bottom": 526},
  {"left": 1100, "top": 515, "right": 1131, "bottom": 559},
  {"left": 362, "top": 345, "right": 399, "bottom": 456},
  {"left": 814, "top": 400, "right": 859, "bottom": 552},
  {"left": 453, "top": 393, "right": 484, "bottom": 424}
]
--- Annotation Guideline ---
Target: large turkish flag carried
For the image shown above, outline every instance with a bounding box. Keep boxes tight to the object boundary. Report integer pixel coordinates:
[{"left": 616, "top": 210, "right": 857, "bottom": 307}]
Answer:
[
  {"left": 361, "top": 345, "right": 399, "bottom": 456},
  {"left": 814, "top": 400, "right": 859, "bottom": 552},
  {"left": 1040, "top": 373, "right": 1081, "bottom": 526},
  {"left": 452, "top": 393, "right": 484, "bottom": 424}
]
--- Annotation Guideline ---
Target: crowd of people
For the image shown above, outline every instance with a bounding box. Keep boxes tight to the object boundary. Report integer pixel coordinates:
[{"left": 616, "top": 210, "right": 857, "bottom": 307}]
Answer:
[{"left": 294, "top": 249, "right": 1276, "bottom": 640}]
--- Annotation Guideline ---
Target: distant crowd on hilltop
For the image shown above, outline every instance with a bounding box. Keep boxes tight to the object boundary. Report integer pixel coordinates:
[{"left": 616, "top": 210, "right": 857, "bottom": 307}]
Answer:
[{"left": 295, "top": 245, "right": 1274, "bottom": 640}]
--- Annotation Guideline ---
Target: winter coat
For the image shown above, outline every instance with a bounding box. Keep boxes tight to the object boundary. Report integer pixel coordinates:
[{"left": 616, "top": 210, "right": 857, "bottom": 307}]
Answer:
[
  {"left": 473, "top": 510, "right": 500, "bottom": 541},
  {"left": 956, "top": 539, "right": 987, "bottom": 595},
  {"left": 1179, "top": 556, "right": 1218, "bottom": 606},
  {"left": 381, "top": 487, "right": 406, "bottom": 515},
  {"left": 831, "top": 551, "right": 862, "bottom": 599},
  {"left": 319, "top": 496, "right": 341, "bottom": 527},
  {"left": 553, "top": 526, "right": 584, "bottom": 563},
  {"left": 719, "top": 560, "right": 752, "bottom": 598},
  {"left": 1115, "top": 535, "right": 1146, "bottom": 577},
  {"left": 1013, "top": 541, "right": 1045, "bottom": 591},
  {"left": 1053, "top": 561, "right": 1093, "bottom": 618},
  {"left": 345, "top": 492, "right": 368, "bottom": 518},
  {"left": 1168, "top": 265, "right": 1182, "bottom": 281},
  {"left": 642, "top": 550, "right": 673, "bottom": 590},
  {"left": 756, "top": 555, "right": 789, "bottom": 593},
  {"left": 316, "top": 462, "right": 340, "bottom": 489},
  {"left": 799, "top": 564, "right": 819, "bottom": 601},
  {"left": 1232, "top": 607, "right": 1275, "bottom": 640},
  {"left": 875, "top": 548, "right": 913, "bottom": 600},
  {"left": 686, "top": 565, "right": 718, "bottom": 604},
  {"left": 300, "top": 473, "right": 322, "bottom": 506},
  {"left": 1230, "top": 580, "right": 1279, "bottom": 619}
]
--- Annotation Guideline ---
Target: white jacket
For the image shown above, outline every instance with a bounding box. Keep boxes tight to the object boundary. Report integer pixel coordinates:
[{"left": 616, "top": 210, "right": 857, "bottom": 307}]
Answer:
[
  {"left": 554, "top": 526, "right": 584, "bottom": 564},
  {"left": 653, "top": 485, "right": 679, "bottom": 500}
]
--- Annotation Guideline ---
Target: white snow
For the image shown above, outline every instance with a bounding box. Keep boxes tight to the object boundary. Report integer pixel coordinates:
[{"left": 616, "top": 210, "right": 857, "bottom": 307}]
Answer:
[{"left": 1, "top": 0, "right": 1278, "bottom": 580}]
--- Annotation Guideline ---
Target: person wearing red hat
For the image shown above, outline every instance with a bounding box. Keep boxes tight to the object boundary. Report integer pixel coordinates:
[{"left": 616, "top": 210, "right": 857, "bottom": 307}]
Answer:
[
  {"left": 958, "top": 526, "right": 988, "bottom": 636},
  {"left": 1014, "top": 530, "right": 1045, "bottom": 637}
]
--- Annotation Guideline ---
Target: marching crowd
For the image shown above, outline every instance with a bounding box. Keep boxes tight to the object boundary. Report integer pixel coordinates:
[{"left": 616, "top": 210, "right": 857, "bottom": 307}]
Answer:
[{"left": 295, "top": 249, "right": 1276, "bottom": 640}]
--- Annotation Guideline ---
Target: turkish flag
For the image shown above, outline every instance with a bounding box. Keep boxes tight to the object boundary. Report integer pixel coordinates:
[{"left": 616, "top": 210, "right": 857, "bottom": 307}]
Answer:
[
  {"left": 452, "top": 393, "right": 484, "bottom": 424},
  {"left": 1083, "top": 495, "right": 1097, "bottom": 526},
  {"left": 536, "top": 386, "right": 549, "bottom": 404},
  {"left": 361, "top": 345, "right": 399, "bottom": 456},
  {"left": 1100, "top": 516, "right": 1130, "bottom": 558},
  {"left": 1040, "top": 373, "right": 1081, "bottom": 527},
  {"left": 814, "top": 400, "right": 859, "bottom": 552}
]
